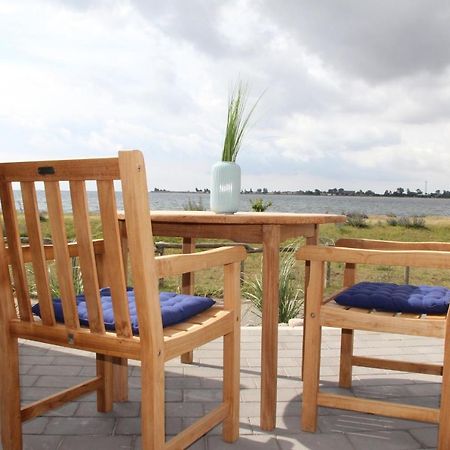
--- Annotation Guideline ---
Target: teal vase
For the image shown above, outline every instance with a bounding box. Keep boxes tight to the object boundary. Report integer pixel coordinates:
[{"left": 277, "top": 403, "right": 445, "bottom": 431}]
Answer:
[{"left": 210, "top": 161, "right": 241, "bottom": 214}]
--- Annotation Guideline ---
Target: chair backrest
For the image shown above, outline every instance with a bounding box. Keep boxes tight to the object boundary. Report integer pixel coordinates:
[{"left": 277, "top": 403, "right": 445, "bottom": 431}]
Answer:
[{"left": 0, "top": 150, "right": 163, "bottom": 350}]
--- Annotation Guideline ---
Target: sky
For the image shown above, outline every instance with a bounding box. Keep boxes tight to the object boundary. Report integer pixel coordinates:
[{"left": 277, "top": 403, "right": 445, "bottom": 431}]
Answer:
[{"left": 1, "top": 0, "right": 450, "bottom": 194}]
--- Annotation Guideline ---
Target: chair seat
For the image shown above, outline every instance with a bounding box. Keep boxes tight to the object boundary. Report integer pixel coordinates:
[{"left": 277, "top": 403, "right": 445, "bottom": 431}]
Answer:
[
  {"left": 335, "top": 281, "right": 450, "bottom": 314},
  {"left": 322, "top": 300, "right": 446, "bottom": 338},
  {"left": 31, "top": 288, "right": 216, "bottom": 333}
]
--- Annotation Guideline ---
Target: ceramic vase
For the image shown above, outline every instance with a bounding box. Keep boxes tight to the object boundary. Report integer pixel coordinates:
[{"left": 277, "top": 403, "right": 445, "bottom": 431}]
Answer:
[{"left": 210, "top": 161, "right": 241, "bottom": 214}]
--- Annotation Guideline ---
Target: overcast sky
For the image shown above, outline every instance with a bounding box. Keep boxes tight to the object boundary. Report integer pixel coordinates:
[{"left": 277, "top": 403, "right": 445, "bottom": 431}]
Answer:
[{"left": 1, "top": 0, "right": 450, "bottom": 193}]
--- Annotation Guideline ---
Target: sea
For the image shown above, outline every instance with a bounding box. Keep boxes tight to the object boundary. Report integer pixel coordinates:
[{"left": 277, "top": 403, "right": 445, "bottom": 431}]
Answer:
[{"left": 12, "top": 191, "right": 450, "bottom": 217}]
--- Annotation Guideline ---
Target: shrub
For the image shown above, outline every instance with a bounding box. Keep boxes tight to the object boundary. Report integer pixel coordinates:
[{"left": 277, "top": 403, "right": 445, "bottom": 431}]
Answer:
[
  {"left": 345, "top": 211, "right": 369, "bottom": 228},
  {"left": 397, "top": 215, "right": 427, "bottom": 229},
  {"left": 243, "top": 243, "right": 304, "bottom": 323}
]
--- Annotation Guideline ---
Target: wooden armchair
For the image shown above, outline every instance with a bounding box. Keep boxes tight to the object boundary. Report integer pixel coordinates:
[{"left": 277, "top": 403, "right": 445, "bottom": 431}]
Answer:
[
  {"left": 297, "top": 238, "right": 450, "bottom": 450},
  {"left": 0, "top": 150, "right": 246, "bottom": 450}
]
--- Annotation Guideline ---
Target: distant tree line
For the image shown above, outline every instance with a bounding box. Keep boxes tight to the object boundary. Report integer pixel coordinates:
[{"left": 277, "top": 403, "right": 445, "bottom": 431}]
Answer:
[{"left": 152, "top": 186, "right": 450, "bottom": 198}]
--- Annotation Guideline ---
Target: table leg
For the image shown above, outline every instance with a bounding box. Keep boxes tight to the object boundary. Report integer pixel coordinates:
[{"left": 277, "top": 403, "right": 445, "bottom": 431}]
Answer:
[
  {"left": 302, "top": 225, "right": 319, "bottom": 380},
  {"left": 260, "top": 225, "right": 281, "bottom": 430},
  {"left": 181, "top": 237, "right": 195, "bottom": 364}
]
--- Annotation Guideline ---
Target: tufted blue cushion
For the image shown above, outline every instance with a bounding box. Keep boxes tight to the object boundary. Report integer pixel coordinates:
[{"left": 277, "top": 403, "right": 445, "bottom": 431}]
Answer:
[
  {"left": 31, "top": 288, "right": 215, "bottom": 334},
  {"left": 335, "top": 282, "right": 450, "bottom": 314}
]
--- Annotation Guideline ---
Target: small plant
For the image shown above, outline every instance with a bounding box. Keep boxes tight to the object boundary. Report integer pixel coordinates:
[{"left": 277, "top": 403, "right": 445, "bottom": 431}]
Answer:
[
  {"left": 250, "top": 198, "right": 272, "bottom": 212},
  {"left": 398, "top": 215, "right": 427, "bottom": 229},
  {"left": 183, "top": 197, "right": 206, "bottom": 211},
  {"left": 386, "top": 213, "right": 398, "bottom": 226},
  {"left": 243, "top": 243, "right": 304, "bottom": 323},
  {"left": 221, "top": 80, "right": 263, "bottom": 162},
  {"left": 345, "top": 211, "right": 369, "bottom": 228}
]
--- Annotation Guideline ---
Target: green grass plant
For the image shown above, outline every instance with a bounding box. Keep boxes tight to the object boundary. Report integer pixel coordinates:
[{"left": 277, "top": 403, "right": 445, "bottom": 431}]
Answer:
[{"left": 221, "top": 80, "right": 263, "bottom": 162}]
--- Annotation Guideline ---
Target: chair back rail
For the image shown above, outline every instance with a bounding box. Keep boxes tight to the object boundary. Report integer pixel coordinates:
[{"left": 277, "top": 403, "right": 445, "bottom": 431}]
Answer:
[{"left": 0, "top": 152, "right": 159, "bottom": 346}]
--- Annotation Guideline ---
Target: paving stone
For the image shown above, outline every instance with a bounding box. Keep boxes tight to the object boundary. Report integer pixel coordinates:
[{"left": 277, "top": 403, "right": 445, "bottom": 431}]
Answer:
[
  {"left": 23, "top": 435, "right": 62, "bottom": 450},
  {"left": 347, "top": 430, "right": 422, "bottom": 449},
  {"left": 207, "top": 434, "right": 280, "bottom": 449},
  {"left": 29, "top": 364, "right": 82, "bottom": 376},
  {"left": 23, "top": 417, "right": 48, "bottom": 434},
  {"left": 276, "top": 433, "right": 354, "bottom": 449},
  {"left": 44, "top": 417, "right": 115, "bottom": 435},
  {"left": 7, "top": 328, "right": 446, "bottom": 449},
  {"left": 59, "top": 435, "right": 133, "bottom": 450},
  {"left": 409, "top": 427, "right": 438, "bottom": 448}
]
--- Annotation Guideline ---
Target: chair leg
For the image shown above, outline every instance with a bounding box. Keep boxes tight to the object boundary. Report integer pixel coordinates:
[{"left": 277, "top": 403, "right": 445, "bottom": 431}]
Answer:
[
  {"left": 438, "top": 332, "right": 450, "bottom": 449},
  {"left": 0, "top": 337, "right": 22, "bottom": 450},
  {"left": 141, "top": 357, "right": 165, "bottom": 449},
  {"left": 339, "top": 328, "right": 354, "bottom": 388},
  {"left": 301, "top": 320, "right": 322, "bottom": 432},
  {"left": 96, "top": 354, "right": 114, "bottom": 412},
  {"left": 222, "top": 326, "right": 240, "bottom": 442},
  {"left": 301, "top": 260, "right": 324, "bottom": 432}
]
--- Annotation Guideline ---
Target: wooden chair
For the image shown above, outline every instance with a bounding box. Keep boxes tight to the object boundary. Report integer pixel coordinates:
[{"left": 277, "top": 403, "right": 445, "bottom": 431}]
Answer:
[
  {"left": 297, "top": 238, "right": 450, "bottom": 450},
  {"left": 0, "top": 150, "right": 246, "bottom": 450}
]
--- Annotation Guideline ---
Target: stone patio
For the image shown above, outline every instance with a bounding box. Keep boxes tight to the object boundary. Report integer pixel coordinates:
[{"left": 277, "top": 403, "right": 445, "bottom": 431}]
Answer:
[{"left": 1, "top": 327, "right": 443, "bottom": 449}]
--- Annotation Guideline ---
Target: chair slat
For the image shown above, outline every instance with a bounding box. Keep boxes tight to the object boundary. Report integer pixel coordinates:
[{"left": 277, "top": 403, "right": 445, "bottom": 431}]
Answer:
[
  {"left": 0, "top": 182, "right": 33, "bottom": 321},
  {"left": 0, "top": 158, "right": 120, "bottom": 182},
  {"left": 97, "top": 180, "right": 132, "bottom": 338},
  {"left": 70, "top": 181, "right": 105, "bottom": 334},
  {"left": 21, "top": 182, "right": 55, "bottom": 326},
  {"left": 44, "top": 181, "right": 80, "bottom": 330}
]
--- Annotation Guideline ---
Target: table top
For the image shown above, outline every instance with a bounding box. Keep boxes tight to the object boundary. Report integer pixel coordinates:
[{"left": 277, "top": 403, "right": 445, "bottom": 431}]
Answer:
[{"left": 119, "top": 210, "right": 346, "bottom": 226}]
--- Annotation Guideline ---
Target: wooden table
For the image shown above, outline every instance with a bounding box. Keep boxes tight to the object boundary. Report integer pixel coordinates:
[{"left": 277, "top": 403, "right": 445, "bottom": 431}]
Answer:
[{"left": 118, "top": 211, "right": 345, "bottom": 430}]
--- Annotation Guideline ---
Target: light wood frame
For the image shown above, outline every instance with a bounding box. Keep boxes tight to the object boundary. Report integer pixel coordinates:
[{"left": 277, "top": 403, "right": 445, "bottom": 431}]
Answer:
[
  {"left": 0, "top": 150, "right": 246, "bottom": 450},
  {"left": 296, "top": 238, "right": 450, "bottom": 450}
]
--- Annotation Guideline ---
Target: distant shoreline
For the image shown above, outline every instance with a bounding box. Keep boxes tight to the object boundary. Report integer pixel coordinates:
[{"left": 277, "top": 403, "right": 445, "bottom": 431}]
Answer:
[{"left": 151, "top": 190, "right": 450, "bottom": 200}]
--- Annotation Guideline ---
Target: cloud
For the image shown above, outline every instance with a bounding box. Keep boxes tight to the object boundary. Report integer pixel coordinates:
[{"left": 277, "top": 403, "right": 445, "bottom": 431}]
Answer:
[
  {"left": 1, "top": 0, "right": 450, "bottom": 193},
  {"left": 258, "top": 0, "right": 450, "bottom": 82}
]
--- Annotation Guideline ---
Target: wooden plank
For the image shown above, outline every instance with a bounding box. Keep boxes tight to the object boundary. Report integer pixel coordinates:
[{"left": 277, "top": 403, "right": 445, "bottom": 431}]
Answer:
[
  {"left": 339, "top": 328, "right": 354, "bottom": 388},
  {"left": 165, "top": 404, "right": 228, "bottom": 450},
  {"left": 70, "top": 180, "right": 105, "bottom": 334},
  {"left": 0, "top": 158, "right": 120, "bottom": 182},
  {"left": 118, "top": 151, "right": 165, "bottom": 449},
  {"left": 352, "top": 356, "right": 443, "bottom": 375},
  {"left": 260, "top": 224, "right": 281, "bottom": 431},
  {"left": 10, "top": 321, "right": 141, "bottom": 359},
  {"left": 301, "top": 259, "right": 324, "bottom": 432},
  {"left": 164, "top": 311, "right": 233, "bottom": 362},
  {"left": 337, "top": 238, "right": 450, "bottom": 252},
  {"left": 302, "top": 226, "right": 319, "bottom": 381},
  {"left": 151, "top": 222, "right": 263, "bottom": 243},
  {"left": 0, "top": 182, "right": 33, "bottom": 321},
  {"left": 321, "top": 304, "right": 445, "bottom": 338},
  {"left": 97, "top": 180, "right": 131, "bottom": 338},
  {"left": 44, "top": 181, "right": 79, "bottom": 330},
  {"left": 318, "top": 392, "right": 439, "bottom": 423},
  {"left": 21, "top": 377, "right": 102, "bottom": 422},
  {"left": 180, "top": 237, "right": 196, "bottom": 364},
  {"left": 13, "top": 240, "right": 106, "bottom": 265},
  {"left": 297, "top": 245, "right": 450, "bottom": 269},
  {"left": 156, "top": 246, "right": 246, "bottom": 278},
  {"left": 21, "top": 181, "right": 55, "bottom": 325},
  {"left": 96, "top": 354, "right": 113, "bottom": 412},
  {"left": 222, "top": 261, "right": 241, "bottom": 442},
  {"left": 131, "top": 210, "right": 347, "bottom": 226},
  {"left": 438, "top": 315, "right": 450, "bottom": 448},
  {"left": 0, "top": 237, "right": 22, "bottom": 449}
]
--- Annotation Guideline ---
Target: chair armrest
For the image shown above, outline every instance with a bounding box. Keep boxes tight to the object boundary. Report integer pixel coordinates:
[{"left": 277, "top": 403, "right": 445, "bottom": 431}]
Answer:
[
  {"left": 336, "top": 238, "right": 450, "bottom": 252},
  {"left": 296, "top": 245, "right": 450, "bottom": 269},
  {"left": 156, "top": 246, "right": 247, "bottom": 278}
]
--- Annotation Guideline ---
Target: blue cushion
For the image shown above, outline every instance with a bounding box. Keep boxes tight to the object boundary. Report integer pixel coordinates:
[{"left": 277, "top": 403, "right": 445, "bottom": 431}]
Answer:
[
  {"left": 335, "top": 282, "right": 450, "bottom": 314},
  {"left": 31, "top": 288, "right": 215, "bottom": 334}
]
